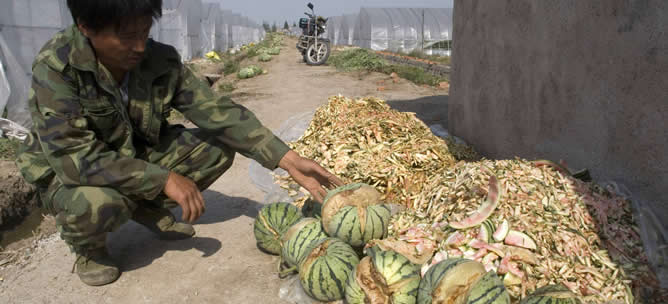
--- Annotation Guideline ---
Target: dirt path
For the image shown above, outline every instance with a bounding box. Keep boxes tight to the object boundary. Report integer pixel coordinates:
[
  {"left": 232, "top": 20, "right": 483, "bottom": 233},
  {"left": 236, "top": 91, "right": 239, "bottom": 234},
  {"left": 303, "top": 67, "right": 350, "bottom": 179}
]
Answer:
[{"left": 0, "top": 37, "right": 447, "bottom": 304}]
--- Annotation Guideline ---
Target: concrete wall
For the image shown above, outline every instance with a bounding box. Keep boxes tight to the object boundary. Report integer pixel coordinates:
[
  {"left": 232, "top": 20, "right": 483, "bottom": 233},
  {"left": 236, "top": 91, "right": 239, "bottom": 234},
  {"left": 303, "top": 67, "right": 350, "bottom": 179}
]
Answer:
[{"left": 449, "top": 0, "right": 667, "bottom": 284}]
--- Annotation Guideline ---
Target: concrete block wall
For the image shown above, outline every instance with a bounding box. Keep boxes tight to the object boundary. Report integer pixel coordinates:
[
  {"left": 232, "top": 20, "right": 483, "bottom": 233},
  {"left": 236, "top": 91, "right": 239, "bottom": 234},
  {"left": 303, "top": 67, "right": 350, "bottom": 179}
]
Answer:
[{"left": 449, "top": 0, "right": 667, "bottom": 284}]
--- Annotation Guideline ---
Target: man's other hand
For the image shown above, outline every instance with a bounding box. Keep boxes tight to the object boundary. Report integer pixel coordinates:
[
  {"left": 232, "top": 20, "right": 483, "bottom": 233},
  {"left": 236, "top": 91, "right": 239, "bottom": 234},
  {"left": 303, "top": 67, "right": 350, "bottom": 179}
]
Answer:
[
  {"left": 163, "top": 172, "right": 205, "bottom": 223},
  {"left": 278, "top": 150, "right": 344, "bottom": 203}
]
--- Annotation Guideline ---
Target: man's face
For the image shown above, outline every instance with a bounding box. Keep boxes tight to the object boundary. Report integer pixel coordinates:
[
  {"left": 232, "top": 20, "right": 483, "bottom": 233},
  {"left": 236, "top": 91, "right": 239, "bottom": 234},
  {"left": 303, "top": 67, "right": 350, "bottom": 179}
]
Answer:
[{"left": 79, "top": 16, "right": 153, "bottom": 74}]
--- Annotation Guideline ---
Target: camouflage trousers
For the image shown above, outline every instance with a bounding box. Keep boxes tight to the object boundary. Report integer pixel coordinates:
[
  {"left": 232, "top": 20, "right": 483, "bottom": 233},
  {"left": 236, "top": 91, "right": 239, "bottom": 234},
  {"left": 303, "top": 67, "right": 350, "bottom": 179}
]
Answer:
[{"left": 40, "top": 126, "right": 235, "bottom": 253}]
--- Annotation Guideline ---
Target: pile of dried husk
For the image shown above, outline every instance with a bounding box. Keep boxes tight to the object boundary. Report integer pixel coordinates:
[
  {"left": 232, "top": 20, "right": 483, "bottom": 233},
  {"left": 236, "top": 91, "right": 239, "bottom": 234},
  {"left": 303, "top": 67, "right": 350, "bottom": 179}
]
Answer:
[
  {"left": 272, "top": 96, "right": 665, "bottom": 303},
  {"left": 274, "top": 96, "right": 457, "bottom": 206}
]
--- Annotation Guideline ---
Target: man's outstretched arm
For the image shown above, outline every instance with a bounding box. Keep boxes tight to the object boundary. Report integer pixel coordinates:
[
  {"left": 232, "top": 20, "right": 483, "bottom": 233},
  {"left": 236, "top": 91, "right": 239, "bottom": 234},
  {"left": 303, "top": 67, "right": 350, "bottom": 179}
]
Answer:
[
  {"left": 172, "top": 64, "right": 343, "bottom": 203},
  {"left": 172, "top": 64, "right": 291, "bottom": 170}
]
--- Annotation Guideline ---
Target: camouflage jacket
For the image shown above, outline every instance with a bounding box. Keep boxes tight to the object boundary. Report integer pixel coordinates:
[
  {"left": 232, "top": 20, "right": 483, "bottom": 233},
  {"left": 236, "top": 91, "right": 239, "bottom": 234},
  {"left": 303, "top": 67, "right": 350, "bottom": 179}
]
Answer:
[{"left": 16, "top": 25, "right": 290, "bottom": 200}]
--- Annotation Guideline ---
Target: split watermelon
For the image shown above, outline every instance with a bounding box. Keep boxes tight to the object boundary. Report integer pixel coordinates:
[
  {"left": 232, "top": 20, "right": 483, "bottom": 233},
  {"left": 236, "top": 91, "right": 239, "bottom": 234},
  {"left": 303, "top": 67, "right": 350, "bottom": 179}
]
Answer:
[
  {"left": 253, "top": 202, "right": 302, "bottom": 255},
  {"left": 298, "top": 237, "right": 360, "bottom": 302},
  {"left": 322, "top": 183, "right": 392, "bottom": 247},
  {"left": 346, "top": 247, "right": 421, "bottom": 304}
]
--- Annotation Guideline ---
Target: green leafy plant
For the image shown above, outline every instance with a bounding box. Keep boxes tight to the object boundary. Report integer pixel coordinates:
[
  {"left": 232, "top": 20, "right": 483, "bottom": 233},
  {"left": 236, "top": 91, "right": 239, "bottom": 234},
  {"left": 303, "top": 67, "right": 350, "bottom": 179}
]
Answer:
[
  {"left": 328, "top": 48, "right": 447, "bottom": 86},
  {"left": 380, "top": 65, "right": 447, "bottom": 86},
  {"left": 327, "top": 48, "right": 388, "bottom": 72},
  {"left": 405, "top": 49, "right": 451, "bottom": 65}
]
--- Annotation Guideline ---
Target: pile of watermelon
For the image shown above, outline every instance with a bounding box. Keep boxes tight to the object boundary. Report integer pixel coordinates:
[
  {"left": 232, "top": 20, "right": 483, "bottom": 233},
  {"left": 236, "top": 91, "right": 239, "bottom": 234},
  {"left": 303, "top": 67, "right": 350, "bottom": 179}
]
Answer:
[
  {"left": 253, "top": 185, "right": 582, "bottom": 303},
  {"left": 258, "top": 53, "right": 273, "bottom": 62},
  {"left": 237, "top": 65, "right": 264, "bottom": 79}
]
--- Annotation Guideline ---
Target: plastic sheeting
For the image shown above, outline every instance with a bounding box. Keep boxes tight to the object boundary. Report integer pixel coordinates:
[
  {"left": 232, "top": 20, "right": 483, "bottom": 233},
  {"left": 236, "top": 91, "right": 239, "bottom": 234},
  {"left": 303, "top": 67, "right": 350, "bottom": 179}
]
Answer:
[
  {"left": 326, "top": 16, "right": 343, "bottom": 45},
  {"left": 154, "top": 0, "right": 197, "bottom": 61},
  {"left": 229, "top": 13, "right": 244, "bottom": 49},
  {"left": 214, "top": 10, "right": 228, "bottom": 51},
  {"left": 0, "top": 45, "right": 10, "bottom": 118},
  {"left": 186, "top": 0, "right": 203, "bottom": 58},
  {"left": 0, "top": 0, "right": 70, "bottom": 128},
  {"left": 248, "top": 111, "right": 315, "bottom": 205},
  {"left": 152, "top": 2, "right": 263, "bottom": 57},
  {"left": 0, "top": 0, "right": 72, "bottom": 76},
  {"left": 0, "top": 33, "right": 31, "bottom": 128},
  {"left": 221, "top": 10, "right": 236, "bottom": 49},
  {"left": 200, "top": 3, "right": 219, "bottom": 54},
  {"left": 339, "top": 14, "right": 358, "bottom": 46},
  {"left": 423, "top": 8, "right": 453, "bottom": 48},
  {"left": 353, "top": 7, "right": 452, "bottom": 52}
]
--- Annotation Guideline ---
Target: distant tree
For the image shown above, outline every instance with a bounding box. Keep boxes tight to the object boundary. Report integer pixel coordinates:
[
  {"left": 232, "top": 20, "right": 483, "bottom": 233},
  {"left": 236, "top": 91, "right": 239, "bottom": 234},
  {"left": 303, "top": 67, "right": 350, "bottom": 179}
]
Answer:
[
  {"left": 262, "top": 21, "right": 270, "bottom": 32},
  {"left": 283, "top": 21, "right": 289, "bottom": 30},
  {"left": 293, "top": 21, "right": 297, "bottom": 27},
  {"left": 271, "top": 22, "right": 277, "bottom": 32}
]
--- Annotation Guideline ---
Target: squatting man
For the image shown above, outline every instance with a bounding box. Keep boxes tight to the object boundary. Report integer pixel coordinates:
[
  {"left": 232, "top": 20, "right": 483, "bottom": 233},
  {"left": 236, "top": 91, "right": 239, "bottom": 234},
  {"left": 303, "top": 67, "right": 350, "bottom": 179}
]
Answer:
[{"left": 17, "top": 0, "right": 343, "bottom": 286}]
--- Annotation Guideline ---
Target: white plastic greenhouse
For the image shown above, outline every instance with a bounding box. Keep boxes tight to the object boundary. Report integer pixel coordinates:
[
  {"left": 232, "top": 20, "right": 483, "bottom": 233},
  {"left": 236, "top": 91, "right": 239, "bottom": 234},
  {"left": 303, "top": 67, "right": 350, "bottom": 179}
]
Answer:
[
  {"left": 0, "top": 0, "right": 72, "bottom": 128},
  {"left": 339, "top": 14, "right": 358, "bottom": 46},
  {"left": 326, "top": 16, "right": 343, "bottom": 46},
  {"left": 0, "top": 0, "right": 264, "bottom": 130},
  {"left": 352, "top": 7, "right": 452, "bottom": 53},
  {"left": 200, "top": 2, "right": 220, "bottom": 57}
]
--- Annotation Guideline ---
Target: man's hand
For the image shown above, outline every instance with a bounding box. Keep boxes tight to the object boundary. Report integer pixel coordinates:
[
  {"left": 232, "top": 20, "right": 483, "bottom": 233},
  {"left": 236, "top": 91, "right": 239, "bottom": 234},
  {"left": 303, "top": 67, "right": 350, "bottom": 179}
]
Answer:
[
  {"left": 278, "top": 150, "right": 344, "bottom": 203},
  {"left": 163, "top": 172, "right": 205, "bottom": 223}
]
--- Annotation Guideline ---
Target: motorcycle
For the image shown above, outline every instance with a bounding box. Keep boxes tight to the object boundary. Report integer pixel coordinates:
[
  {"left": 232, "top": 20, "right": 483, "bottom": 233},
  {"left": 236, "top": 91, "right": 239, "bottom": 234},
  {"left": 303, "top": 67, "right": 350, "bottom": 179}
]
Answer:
[{"left": 296, "top": 3, "right": 330, "bottom": 66}]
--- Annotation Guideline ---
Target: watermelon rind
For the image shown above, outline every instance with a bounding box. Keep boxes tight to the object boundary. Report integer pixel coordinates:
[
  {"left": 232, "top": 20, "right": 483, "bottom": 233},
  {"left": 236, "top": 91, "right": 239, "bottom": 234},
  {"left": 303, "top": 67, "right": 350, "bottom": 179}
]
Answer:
[
  {"left": 253, "top": 202, "right": 302, "bottom": 255},
  {"left": 322, "top": 183, "right": 390, "bottom": 247},
  {"left": 346, "top": 249, "right": 421, "bottom": 304},
  {"left": 493, "top": 219, "right": 510, "bottom": 242},
  {"left": 298, "top": 237, "right": 360, "bottom": 302},
  {"left": 504, "top": 230, "right": 537, "bottom": 250},
  {"left": 502, "top": 272, "right": 522, "bottom": 286},
  {"left": 465, "top": 271, "right": 511, "bottom": 304},
  {"left": 281, "top": 217, "right": 328, "bottom": 268},
  {"left": 519, "top": 284, "right": 583, "bottom": 304},
  {"left": 417, "top": 258, "right": 487, "bottom": 304},
  {"left": 449, "top": 175, "right": 503, "bottom": 229},
  {"left": 479, "top": 220, "right": 494, "bottom": 243}
]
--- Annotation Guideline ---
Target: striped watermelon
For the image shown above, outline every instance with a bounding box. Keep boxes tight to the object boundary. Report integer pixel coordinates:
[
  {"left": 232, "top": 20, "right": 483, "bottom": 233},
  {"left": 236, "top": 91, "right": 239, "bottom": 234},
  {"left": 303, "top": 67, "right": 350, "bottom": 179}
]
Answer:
[
  {"left": 253, "top": 202, "right": 302, "bottom": 255},
  {"left": 519, "top": 284, "right": 582, "bottom": 304},
  {"left": 346, "top": 247, "right": 421, "bottom": 304},
  {"left": 281, "top": 217, "right": 328, "bottom": 268},
  {"left": 322, "top": 183, "right": 392, "bottom": 247},
  {"left": 465, "top": 271, "right": 511, "bottom": 304},
  {"left": 298, "top": 237, "right": 360, "bottom": 301},
  {"left": 417, "top": 258, "right": 487, "bottom": 304}
]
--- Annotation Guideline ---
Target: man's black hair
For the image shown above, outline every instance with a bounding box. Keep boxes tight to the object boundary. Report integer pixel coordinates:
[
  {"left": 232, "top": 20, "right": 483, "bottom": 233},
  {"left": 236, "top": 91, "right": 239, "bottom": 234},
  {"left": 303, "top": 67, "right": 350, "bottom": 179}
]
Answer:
[{"left": 67, "top": 0, "right": 162, "bottom": 31}]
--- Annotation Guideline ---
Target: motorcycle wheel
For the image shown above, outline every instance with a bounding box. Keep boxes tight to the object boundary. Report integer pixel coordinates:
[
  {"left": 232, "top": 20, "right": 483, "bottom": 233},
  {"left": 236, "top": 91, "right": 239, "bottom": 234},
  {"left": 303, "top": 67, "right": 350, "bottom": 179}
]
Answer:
[{"left": 305, "top": 41, "right": 330, "bottom": 66}]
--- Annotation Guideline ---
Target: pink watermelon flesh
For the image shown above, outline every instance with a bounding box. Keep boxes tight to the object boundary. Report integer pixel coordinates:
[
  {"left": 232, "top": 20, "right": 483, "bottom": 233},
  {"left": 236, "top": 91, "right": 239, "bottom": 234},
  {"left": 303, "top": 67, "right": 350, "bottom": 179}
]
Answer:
[
  {"left": 492, "top": 219, "right": 509, "bottom": 242},
  {"left": 445, "top": 231, "right": 467, "bottom": 247},
  {"left": 504, "top": 230, "right": 537, "bottom": 250},
  {"left": 449, "top": 176, "right": 501, "bottom": 229},
  {"left": 478, "top": 224, "right": 491, "bottom": 242}
]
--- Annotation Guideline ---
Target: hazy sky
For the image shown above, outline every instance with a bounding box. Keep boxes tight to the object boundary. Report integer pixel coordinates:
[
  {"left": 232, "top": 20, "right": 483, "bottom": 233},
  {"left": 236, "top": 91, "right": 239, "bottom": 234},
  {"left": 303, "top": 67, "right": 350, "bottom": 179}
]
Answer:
[{"left": 206, "top": 0, "right": 453, "bottom": 24}]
